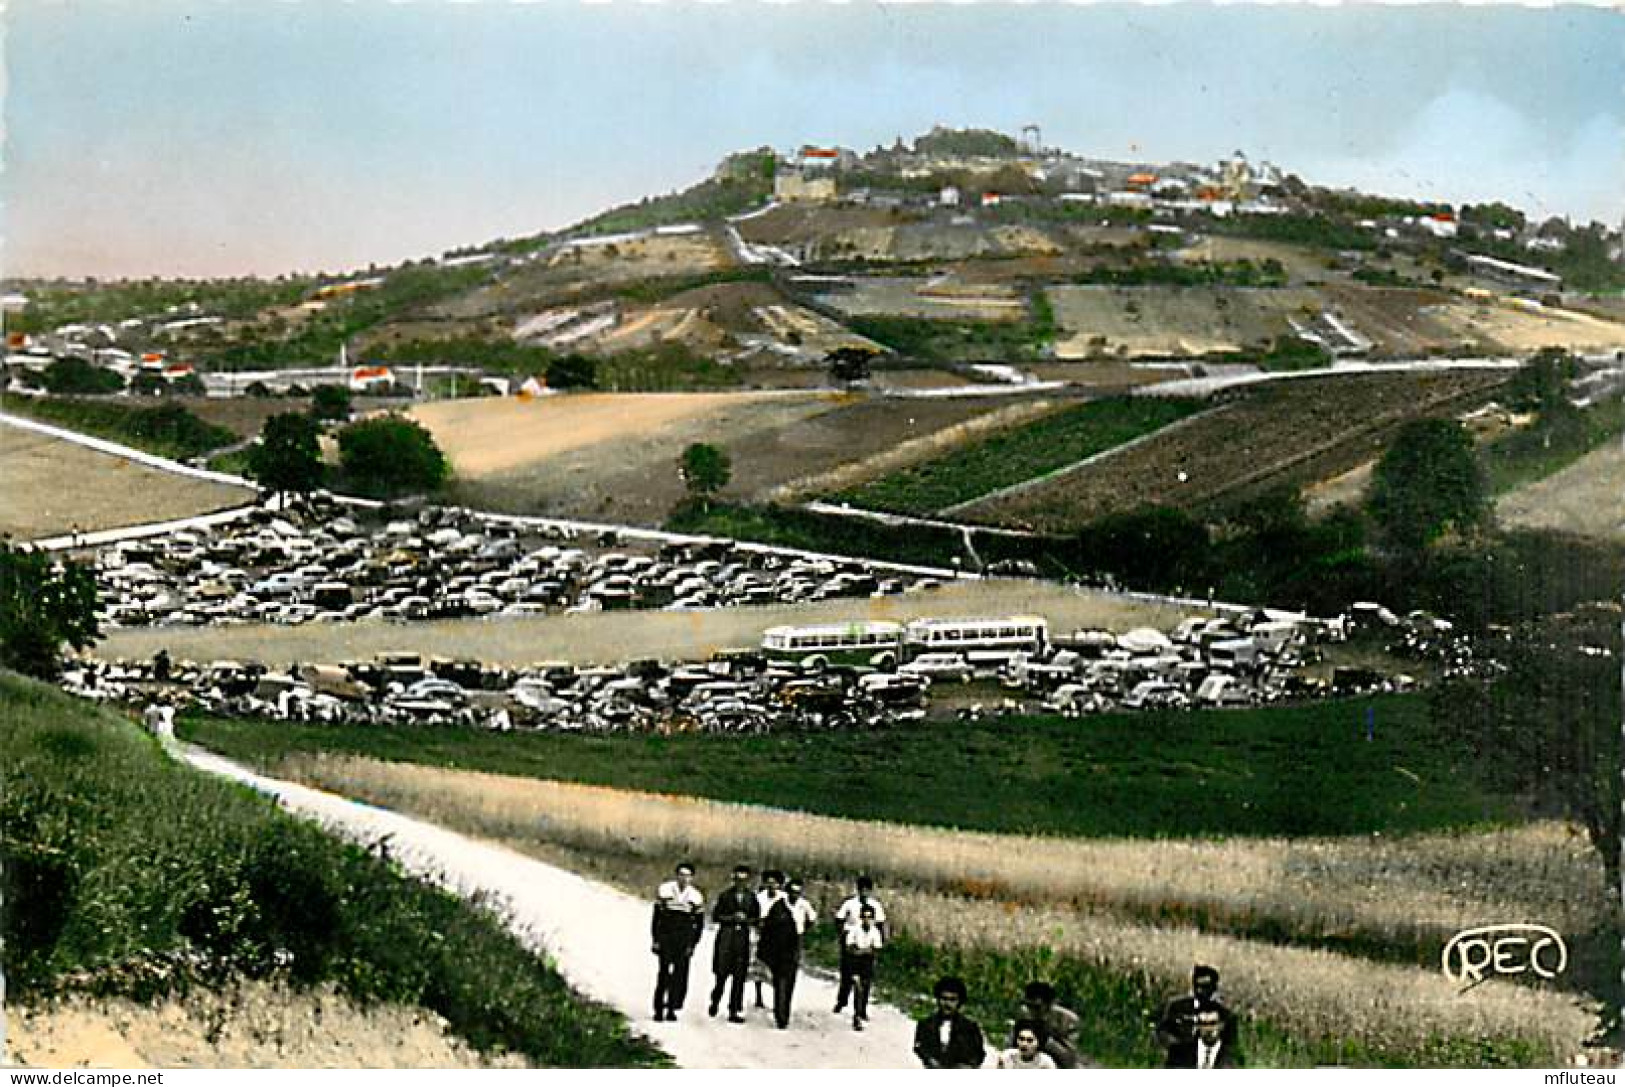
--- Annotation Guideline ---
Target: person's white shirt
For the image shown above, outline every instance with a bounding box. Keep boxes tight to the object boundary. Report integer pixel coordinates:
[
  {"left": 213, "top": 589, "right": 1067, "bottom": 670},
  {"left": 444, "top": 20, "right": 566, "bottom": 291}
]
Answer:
[
  {"left": 835, "top": 894, "right": 887, "bottom": 928},
  {"left": 785, "top": 896, "right": 818, "bottom": 934},
  {"left": 1196, "top": 1038, "right": 1223, "bottom": 1070},
  {"left": 756, "top": 888, "right": 785, "bottom": 916},
  {"left": 997, "top": 1048, "right": 1058, "bottom": 1070},
  {"left": 656, "top": 880, "right": 703, "bottom": 913},
  {"left": 844, "top": 923, "right": 884, "bottom": 953}
]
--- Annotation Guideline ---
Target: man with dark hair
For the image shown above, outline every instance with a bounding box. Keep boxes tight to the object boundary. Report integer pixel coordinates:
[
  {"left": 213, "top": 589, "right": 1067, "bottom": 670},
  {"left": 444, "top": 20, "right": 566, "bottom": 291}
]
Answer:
[
  {"left": 650, "top": 861, "right": 704, "bottom": 1022},
  {"left": 833, "top": 875, "right": 887, "bottom": 1014},
  {"left": 1015, "top": 980, "right": 1081, "bottom": 1069},
  {"left": 1156, "top": 965, "right": 1238, "bottom": 1068},
  {"left": 757, "top": 874, "right": 817, "bottom": 1029},
  {"left": 913, "top": 975, "right": 987, "bottom": 1068},
  {"left": 708, "top": 864, "right": 761, "bottom": 1023}
]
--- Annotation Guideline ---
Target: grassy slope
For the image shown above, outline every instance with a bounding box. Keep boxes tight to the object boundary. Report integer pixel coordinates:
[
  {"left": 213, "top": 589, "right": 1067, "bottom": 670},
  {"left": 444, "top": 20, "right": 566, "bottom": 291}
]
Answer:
[
  {"left": 183, "top": 694, "right": 1521, "bottom": 840},
  {"left": 0, "top": 672, "right": 664, "bottom": 1068},
  {"left": 834, "top": 397, "right": 1206, "bottom": 515}
]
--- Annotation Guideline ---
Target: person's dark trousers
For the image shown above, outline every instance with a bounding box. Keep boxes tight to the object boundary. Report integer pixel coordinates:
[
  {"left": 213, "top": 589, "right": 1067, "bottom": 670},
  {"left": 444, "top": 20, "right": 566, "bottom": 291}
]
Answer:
[
  {"left": 770, "top": 958, "right": 799, "bottom": 1028},
  {"left": 848, "top": 955, "right": 875, "bottom": 1019},
  {"left": 710, "top": 927, "right": 751, "bottom": 1017},
  {"left": 835, "top": 947, "right": 856, "bottom": 1010},
  {"left": 654, "top": 951, "right": 691, "bottom": 1016}
]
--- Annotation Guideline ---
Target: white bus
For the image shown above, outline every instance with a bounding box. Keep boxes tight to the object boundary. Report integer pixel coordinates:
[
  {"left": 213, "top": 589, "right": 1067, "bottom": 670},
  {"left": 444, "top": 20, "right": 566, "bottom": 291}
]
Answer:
[
  {"left": 761, "top": 620, "right": 906, "bottom": 671},
  {"left": 903, "top": 616, "right": 1050, "bottom": 670}
]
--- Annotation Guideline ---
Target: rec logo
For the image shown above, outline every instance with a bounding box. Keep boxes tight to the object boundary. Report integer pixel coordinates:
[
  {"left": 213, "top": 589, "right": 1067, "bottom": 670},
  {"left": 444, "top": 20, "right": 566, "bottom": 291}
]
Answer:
[{"left": 1442, "top": 924, "right": 1567, "bottom": 991}]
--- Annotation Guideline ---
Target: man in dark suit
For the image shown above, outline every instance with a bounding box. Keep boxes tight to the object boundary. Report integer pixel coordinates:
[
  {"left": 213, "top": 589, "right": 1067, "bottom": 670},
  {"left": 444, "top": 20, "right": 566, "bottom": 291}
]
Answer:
[
  {"left": 1156, "top": 965, "right": 1239, "bottom": 1069},
  {"left": 913, "top": 975, "right": 987, "bottom": 1069},
  {"left": 708, "top": 864, "right": 761, "bottom": 1023}
]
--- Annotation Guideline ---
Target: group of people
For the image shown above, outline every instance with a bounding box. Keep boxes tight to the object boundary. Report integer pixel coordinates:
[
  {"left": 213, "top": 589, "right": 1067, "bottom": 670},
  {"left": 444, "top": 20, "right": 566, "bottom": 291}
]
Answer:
[
  {"left": 651, "top": 864, "right": 887, "bottom": 1032},
  {"left": 649, "top": 862, "right": 1242, "bottom": 1068}
]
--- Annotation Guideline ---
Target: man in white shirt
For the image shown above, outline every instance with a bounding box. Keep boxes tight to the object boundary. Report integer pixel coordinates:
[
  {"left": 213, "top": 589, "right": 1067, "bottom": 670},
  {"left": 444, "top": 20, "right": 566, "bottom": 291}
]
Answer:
[
  {"left": 841, "top": 905, "right": 884, "bottom": 1031},
  {"left": 1193, "top": 1009, "right": 1238, "bottom": 1069},
  {"left": 650, "top": 862, "right": 705, "bottom": 1021},
  {"left": 833, "top": 875, "right": 886, "bottom": 1014}
]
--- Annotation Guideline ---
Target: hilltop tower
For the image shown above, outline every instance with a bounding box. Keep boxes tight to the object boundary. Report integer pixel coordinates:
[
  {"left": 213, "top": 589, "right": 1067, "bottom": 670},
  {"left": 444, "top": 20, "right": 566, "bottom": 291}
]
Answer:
[{"left": 1021, "top": 124, "right": 1043, "bottom": 157}]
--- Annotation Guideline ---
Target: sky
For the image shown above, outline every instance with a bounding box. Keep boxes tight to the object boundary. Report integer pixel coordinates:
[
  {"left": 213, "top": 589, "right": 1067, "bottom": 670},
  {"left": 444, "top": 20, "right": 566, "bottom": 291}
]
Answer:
[{"left": 4, "top": 1, "right": 1622, "bottom": 280}]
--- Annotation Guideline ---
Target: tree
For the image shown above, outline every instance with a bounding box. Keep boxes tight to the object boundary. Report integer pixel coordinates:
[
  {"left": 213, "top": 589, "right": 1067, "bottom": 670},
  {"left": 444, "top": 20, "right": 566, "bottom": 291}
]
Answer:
[
  {"left": 679, "top": 443, "right": 731, "bottom": 502},
  {"left": 1506, "top": 348, "right": 1576, "bottom": 413},
  {"left": 310, "top": 383, "right": 353, "bottom": 421},
  {"left": 0, "top": 544, "right": 99, "bottom": 679},
  {"left": 545, "top": 353, "right": 598, "bottom": 390},
  {"left": 1367, "top": 418, "right": 1486, "bottom": 554},
  {"left": 41, "top": 357, "right": 123, "bottom": 395},
  {"left": 248, "top": 412, "right": 324, "bottom": 496},
  {"left": 827, "top": 346, "right": 878, "bottom": 386},
  {"left": 337, "top": 415, "right": 449, "bottom": 498}
]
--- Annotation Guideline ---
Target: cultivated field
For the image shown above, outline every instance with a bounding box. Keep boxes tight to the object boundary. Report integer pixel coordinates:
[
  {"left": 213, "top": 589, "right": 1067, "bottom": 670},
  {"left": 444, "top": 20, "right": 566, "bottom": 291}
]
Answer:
[
  {"left": 419, "top": 390, "right": 1042, "bottom": 522},
  {"left": 96, "top": 578, "right": 1203, "bottom": 668},
  {"left": 1047, "top": 286, "right": 1322, "bottom": 358},
  {"left": 263, "top": 756, "right": 1601, "bottom": 1067},
  {"left": 0, "top": 424, "right": 249, "bottom": 540},
  {"left": 1497, "top": 439, "right": 1625, "bottom": 539},
  {"left": 1173, "top": 236, "right": 1335, "bottom": 284},
  {"left": 1425, "top": 297, "right": 1625, "bottom": 354},
  {"left": 815, "top": 276, "right": 1028, "bottom": 321},
  {"left": 963, "top": 371, "right": 1512, "bottom": 531}
]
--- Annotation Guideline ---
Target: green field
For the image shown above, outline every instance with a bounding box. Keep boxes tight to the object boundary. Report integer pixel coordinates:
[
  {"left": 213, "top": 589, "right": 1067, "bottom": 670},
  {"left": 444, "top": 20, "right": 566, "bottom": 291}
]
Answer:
[
  {"left": 834, "top": 397, "right": 1206, "bottom": 516},
  {"left": 0, "top": 672, "right": 664, "bottom": 1067},
  {"left": 3, "top": 396, "right": 236, "bottom": 460},
  {"left": 183, "top": 695, "right": 1521, "bottom": 840}
]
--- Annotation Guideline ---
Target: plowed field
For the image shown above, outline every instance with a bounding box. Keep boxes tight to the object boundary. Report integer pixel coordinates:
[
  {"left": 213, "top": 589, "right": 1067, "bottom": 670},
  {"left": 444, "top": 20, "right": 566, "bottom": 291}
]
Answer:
[{"left": 960, "top": 370, "right": 1513, "bottom": 532}]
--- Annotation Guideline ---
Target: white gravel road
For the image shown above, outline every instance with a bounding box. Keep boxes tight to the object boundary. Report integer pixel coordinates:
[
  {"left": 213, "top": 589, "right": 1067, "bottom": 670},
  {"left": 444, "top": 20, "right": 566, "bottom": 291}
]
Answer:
[{"left": 175, "top": 741, "right": 923, "bottom": 1069}]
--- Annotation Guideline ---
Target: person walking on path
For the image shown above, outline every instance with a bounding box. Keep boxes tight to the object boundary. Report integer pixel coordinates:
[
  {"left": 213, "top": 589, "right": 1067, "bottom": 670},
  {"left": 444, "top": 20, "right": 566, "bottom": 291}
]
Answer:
[
  {"left": 750, "top": 870, "right": 786, "bottom": 1010},
  {"left": 833, "top": 875, "right": 887, "bottom": 1015},
  {"left": 1013, "top": 981, "right": 1080, "bottom": 1069},
  {"left": 996, "top": 1019, "right": 1058, "bottom": 1070},
  {"left": 650, "top": 862, "right": 705, "bottom": 1022},
  {"left": 758, "top": 874, "right": 816, "bottom": 1029},
  {"left": 1156, "top": 964, "right": 1238, "bottom": 1069},
  {"left": 842, "top": 904, "right": 884, "bottom": 1032},
  {"left": 708, "top": 864, "right": 761, "bottom": 1023},
  {"left": 913, "top": 975, "right": 987, "bottom": 1068}
]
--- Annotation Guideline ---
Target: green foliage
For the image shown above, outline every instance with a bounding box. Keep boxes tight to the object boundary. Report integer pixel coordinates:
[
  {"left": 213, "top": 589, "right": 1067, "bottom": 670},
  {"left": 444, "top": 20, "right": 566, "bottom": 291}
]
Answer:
[
  {"left": 1503, "top": 348, "right": 1576, "bottom": 413},
  {"left": 2, "top": 397, "right": 235, "bottom": 460},
  {"left": 366, "top": 335, "right": 552, "bottom": 375},
  {"left": 1213, "top": 213, "right": 1376, "bottom": 252},
  {"left": 41, "top": 357, "right": 124, "bottom": 395},
  {"left": 1367, "top": 418, "right": 1487, "bottom": 554},
  {"left": 186, "top": 692, "right": 1520, "bottom": 842},
  {"left": 0, "top": 547, "right": 99, "bottom": 679},
  {"left": 1256, "top": 335, "right": 1332, "bottom": 372},
  {"left": 13, "top": 278, "right": 311, "bottom": 336},
  {"left": 544, "top": 353, "right": 598, "bottom": 390},
  {"left": 569, "top": 172, "right": 772, "bottom": 237},
  {"left": 845, "top": 315, "right": 1044, "bottom": 362},
  {"left": 248, "top": 412, "right": 324, "bottom": 495},
  {"left": 310, "top": 383, "right": 352, "bottom": 421},
  {"left": 1480, "top": 394, "right": 1625, "bottom": 495},
  {"left": 667, "top": 501, "right": 973, "bottom": 568},
  {"left": 1429, "top": 608, "right": 1622, "bottom": 896},
  {"left": 0, "top": 675, "right": 666, "bottom": 1066},
  {"left": 838, "top": 398, "right": 1204, "bottom": 515},
  {"left": 336, "top": 415, "right": 449, "bottom": 499},
  {"left": 1459, "top": 202, "right": 1527, "bottom": 232},
  {"left": 679, "top": 443, "right": 731, "bottom": 500},
  {"left": 911, "top": 127, "right": 1021, "bottom": 158},
  {"left": 827, "top": 346, "right": 877, "bottom": 385},
  {"left": 1075, "top": 259, "right": 1287, "bottom": 289},
  {"left": 595, "top": 341, "right": 741, "bottom": 392}
]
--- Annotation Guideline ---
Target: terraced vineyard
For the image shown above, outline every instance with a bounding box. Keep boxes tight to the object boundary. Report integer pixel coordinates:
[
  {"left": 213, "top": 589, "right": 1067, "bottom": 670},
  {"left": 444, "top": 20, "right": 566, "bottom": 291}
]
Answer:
[{"left": 960, "top": 370, "right": 1513, "bottom": 532}]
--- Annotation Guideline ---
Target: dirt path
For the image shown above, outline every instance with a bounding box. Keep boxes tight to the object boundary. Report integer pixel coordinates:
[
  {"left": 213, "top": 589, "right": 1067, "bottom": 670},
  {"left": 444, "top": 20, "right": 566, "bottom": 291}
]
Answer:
[{"left": 176, "top": 742, "right": 923, "bottom": 1069}]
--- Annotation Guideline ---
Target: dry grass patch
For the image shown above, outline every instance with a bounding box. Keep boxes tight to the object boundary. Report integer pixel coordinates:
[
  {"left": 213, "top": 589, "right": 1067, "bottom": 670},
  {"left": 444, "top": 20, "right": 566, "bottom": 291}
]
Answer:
[{"left": 275, "top": 755, "right": 1599, "bottom": 1063}]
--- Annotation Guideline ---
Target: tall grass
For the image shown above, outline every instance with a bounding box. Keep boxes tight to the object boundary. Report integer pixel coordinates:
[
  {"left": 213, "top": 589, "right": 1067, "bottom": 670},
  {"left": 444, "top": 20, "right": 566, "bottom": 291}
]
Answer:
[
  {"left": 0, "top": 672, "right": 665, "bottom": 1068},
  {"left": 273, "top": 754, "right": 1598, "bottom": 1067}
]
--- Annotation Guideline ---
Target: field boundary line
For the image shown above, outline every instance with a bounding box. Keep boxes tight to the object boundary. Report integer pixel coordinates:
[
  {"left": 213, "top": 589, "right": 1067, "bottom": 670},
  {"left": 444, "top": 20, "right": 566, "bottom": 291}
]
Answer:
[
  {"left": 940, "top": 406, "right": 1231, "bottom": 516},
  {"left": 0, "top": 410, "right": 259, "bottom": 490}
]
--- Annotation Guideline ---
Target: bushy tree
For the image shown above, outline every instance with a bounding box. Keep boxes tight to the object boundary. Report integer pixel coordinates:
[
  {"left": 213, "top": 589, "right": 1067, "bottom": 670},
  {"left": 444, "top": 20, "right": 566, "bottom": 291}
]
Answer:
[
  {"left": 248, "top": 412, "right": 324, "bottom": 496},
  {"left": 1367, "top": 418, "right": 1486, "bottom": 554},
  {"left": 545, "top": 353, "right": 598, "bottom": 390},
  {"left": 310, "top": 383, "right": 353, "bottom": 421},
  {"left": 827, "top": 346, "right": 877, "bottom": 386},
  {"left": 1505, "top": 348, "right": 1576, "bottom": 413},
  {"left": 337, "top": 415, "right": 449, "bottom": 498},
  {"left": 0, "top": 545, "right": 99, "bottom": 679},
  {"left": 41, "top": 357, "right": 123, "bottom": 395},
  {"left": 679, "top": 443, "right": 731, "bottom": 502}
]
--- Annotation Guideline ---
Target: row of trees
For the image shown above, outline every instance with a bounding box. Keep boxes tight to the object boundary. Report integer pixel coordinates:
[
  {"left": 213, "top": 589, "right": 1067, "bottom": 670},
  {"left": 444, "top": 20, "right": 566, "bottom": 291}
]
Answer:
[{"left": 249, "top": 403, "right": 448, "bottom": 501}]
